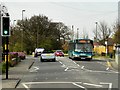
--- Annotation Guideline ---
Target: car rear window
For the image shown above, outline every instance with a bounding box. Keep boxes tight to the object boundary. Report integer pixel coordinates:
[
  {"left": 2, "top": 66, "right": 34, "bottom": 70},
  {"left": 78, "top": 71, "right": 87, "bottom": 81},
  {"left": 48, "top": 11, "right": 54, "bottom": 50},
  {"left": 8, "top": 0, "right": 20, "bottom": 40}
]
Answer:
[
  {"left": 43, "top": 50, "right": 54, "bottom": 53},
  {"left": 56, "top": 50, "right": 62, "bottom": 52}
]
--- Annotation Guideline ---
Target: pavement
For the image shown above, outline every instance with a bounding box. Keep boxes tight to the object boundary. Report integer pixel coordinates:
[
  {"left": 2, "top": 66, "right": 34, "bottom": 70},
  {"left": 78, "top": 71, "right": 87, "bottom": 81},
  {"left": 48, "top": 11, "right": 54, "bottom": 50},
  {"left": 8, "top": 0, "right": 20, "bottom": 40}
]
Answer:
[
  {"left": 1, "top": 55, "right": 119, "bottom": 89},
  {"left": 93, "top": 56, "right": 120, "bottom": 72},
  {"left": 1, "top": 55, "right": 34, "bottom": 89}
]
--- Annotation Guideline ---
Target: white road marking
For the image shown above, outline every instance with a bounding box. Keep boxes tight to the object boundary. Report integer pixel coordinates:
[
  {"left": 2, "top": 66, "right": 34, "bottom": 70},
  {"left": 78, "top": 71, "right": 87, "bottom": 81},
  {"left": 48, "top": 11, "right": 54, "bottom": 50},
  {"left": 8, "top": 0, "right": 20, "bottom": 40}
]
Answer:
[
  {"left": 77, "top": 64, "right": 80, "bottom": 67},
  {"left": 22, "top": 83, "right": 29, "bottom": 89},
  {"left": 81, "top": 66, "right": 85, "bottom": 69},
  {"left": 72, "top": 83, "right": 85, "bottom": 89},
  {"left": 61, "top": 64, "right": 65, "bottom": 67},
  {"left": 106, "top": 67, "right": 109, "bottom": 70},
  {"left": 64, "top": 67, "right": 69, "bottom": 71},
  {"left": 29, "top": 66, "right": 39, "bottom": 72},
  {"left": 109, "top": 70, "right": 119, "bottom": 73},
  {"left": 22, "top": 82, "right": 107, "bottom": 89},
  {"left": 72, "top": 61, "right": 77, "bottom": 64},
  {"left": 83, "top": 67, "right": 119, "bottom": 74},
  {"left": 100, "top": 82, "right": 112, "bottom": 90},
  {"left": 22, "top": 82, "right": 82, "bottom": 85},
  {"left": 67, "top": 69, "right": 79, "bottom": 71},
  {"left": 59, "top": 61, "right": 63, "bottom": 65},
  {"left": 83, "top": 83, "right": 103, "bottom": 87}
]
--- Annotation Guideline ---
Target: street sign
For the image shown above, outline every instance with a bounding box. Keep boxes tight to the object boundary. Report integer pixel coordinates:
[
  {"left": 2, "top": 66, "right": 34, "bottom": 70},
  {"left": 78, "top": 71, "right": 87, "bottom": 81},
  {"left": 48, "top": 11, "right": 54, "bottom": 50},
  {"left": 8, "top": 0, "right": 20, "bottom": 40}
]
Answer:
[{"left": 1, "top": 16, "right": 10, "bottom": 36}]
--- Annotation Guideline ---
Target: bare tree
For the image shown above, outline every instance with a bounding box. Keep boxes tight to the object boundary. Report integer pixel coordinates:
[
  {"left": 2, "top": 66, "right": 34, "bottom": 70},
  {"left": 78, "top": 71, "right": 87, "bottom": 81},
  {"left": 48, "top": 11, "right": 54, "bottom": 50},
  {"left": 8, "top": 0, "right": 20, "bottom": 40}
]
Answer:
[{"left": 93, "top": 21, "right": 112, "bottom": 44}]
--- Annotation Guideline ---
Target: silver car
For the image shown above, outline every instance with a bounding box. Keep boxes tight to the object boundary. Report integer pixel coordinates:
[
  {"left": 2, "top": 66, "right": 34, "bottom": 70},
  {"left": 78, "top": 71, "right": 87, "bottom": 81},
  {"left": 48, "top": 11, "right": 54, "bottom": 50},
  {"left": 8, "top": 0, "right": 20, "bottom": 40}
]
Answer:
[{"left": 40, "top": 50, "right": 56, "bottom": 62}]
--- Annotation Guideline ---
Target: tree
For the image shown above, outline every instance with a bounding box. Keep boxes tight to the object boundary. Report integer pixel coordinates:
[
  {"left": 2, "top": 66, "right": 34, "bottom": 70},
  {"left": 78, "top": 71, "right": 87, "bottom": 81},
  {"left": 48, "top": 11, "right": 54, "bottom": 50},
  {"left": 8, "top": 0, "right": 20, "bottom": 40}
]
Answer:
[
  {"left": 9, "top": 15, "right": 70, "bottom": 54},
  {"left": 57, "top": 23, "right": 71, "bottom": 43},
  {"left": 93, "top": 21, "right": 112, "bottom": 44},
  {"left": 113, "top": 22, "right": 120, "bottom": 44}
]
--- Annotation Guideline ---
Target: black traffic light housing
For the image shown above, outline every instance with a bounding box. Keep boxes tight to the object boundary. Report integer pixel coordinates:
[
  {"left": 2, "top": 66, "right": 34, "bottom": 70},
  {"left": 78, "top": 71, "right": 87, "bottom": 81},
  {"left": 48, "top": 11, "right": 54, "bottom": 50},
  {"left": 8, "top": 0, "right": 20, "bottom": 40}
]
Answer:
[{"left": 1, "top": 16, "right": 10, "bottom": 36}]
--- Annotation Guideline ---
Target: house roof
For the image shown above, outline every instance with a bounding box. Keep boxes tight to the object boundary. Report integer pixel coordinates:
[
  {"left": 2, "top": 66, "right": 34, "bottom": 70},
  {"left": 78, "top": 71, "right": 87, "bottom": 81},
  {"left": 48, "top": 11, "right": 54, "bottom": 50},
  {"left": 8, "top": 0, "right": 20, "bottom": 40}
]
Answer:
[
  {"left": 93, "top": 38, "right": 115, "bottom": 46},
  {"left": 106, "top": 38, "right": 115, "bottom": 46}
]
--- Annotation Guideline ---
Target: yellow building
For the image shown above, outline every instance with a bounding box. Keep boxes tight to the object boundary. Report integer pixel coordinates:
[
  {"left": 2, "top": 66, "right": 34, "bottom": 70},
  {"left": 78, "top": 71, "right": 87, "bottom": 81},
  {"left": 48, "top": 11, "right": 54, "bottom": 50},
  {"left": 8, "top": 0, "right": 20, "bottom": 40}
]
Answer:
[{"left": 93, "top": 38, "right": 115, "bottom": 55}]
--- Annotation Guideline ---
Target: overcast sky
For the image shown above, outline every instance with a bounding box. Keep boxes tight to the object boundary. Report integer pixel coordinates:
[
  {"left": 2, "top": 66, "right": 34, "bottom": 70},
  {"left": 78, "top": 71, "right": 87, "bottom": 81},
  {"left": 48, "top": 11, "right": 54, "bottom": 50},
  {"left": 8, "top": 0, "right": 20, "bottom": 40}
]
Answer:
[{"left": 1, "top": 0, "right": 119, "bottom": 39}]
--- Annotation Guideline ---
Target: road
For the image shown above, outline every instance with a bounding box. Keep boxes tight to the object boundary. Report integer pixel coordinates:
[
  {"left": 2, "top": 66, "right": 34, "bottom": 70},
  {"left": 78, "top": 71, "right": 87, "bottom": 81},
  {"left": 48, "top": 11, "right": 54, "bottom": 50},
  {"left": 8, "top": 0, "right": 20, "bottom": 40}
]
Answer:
[{"left": 17, "top": 56, "right": 119, "bottom": 89}]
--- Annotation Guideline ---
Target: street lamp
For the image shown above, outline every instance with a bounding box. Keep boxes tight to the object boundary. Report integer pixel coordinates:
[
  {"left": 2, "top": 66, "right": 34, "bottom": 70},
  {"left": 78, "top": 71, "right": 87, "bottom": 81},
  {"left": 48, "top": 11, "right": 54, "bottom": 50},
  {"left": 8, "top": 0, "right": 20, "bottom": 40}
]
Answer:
[
  {"left": 95, "top": 22, "right": 98, "bottom": 42},
  {"left": 72, "top": 25, "right": 74, "bottom": 40},
  {"left": 13, "top": 20, "right": 16, "bottom": 27},
  {"left": 105, "top": 40, "right": 108, "bottom": 57},
  {"left": 22, "top": 10, "right": 25, "bottom": 20},
  {"left": 77, "top": 28, "right": 79, "bottom": 39},
  {"left": 21, "top": 10, "right": 25, "bottom": 52}
]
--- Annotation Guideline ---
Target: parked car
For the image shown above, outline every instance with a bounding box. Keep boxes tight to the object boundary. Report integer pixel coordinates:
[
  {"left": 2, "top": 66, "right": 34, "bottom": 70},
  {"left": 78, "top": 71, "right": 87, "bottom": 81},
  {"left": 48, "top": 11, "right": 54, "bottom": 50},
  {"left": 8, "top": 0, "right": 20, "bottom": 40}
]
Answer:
[
  {"left": 18, "top": 52, "right": 26, "bottom": 60},
  {"left": 34, "top": 48, "right": 44, "bottom": 57},
  {"left": 40, "top": 50, "right": 56, "bottom": 62},
  {"left": 54, "top": 50, "right": 64, "bottom": 57}
]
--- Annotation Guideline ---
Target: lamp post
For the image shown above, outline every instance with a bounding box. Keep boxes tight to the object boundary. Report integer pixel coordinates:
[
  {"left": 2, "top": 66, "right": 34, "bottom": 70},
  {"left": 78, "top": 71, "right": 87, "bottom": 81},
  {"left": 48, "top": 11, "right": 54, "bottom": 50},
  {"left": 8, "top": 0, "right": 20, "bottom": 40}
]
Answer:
[
  {"left": 13, "top": 20, "right": 16, "bottom": 27},
  {"left": 21, "top": 10, "right": 25, "bottom": 52},
  {"left": 72, "top": 25, "right": 74, "bottom": 40},
  {"left": 95, "top": 22, "right": 98, "bottom": 42},
  {"left": 77, "top": 28, "right": 79, "bottom": 39}
]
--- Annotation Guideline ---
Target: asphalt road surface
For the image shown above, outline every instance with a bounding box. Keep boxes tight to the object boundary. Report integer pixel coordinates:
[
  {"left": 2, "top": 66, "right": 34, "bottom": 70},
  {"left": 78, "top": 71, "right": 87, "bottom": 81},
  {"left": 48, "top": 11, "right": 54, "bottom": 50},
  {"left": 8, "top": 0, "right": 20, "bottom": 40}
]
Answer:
[{"left": 17, "top": 56, "right": 119, "bottom": 90}]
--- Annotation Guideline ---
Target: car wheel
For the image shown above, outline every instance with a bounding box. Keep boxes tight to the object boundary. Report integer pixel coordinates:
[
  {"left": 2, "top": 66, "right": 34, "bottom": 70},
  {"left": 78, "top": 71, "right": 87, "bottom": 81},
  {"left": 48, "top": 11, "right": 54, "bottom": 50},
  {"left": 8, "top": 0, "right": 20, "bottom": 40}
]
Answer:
[
  {"left": 41, "top": 58, "right": 44, "bottom": 62},
  {"left": 53, "top": 58, "right": 56, "bottom": 62}
]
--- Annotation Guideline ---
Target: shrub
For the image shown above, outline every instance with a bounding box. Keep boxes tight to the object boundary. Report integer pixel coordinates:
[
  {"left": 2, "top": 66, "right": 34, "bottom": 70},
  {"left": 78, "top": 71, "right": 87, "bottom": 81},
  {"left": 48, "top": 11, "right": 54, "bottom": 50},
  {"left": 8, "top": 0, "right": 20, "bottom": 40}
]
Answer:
[{"left": 1, "top": 62, "right": 10, "bottom": 73}]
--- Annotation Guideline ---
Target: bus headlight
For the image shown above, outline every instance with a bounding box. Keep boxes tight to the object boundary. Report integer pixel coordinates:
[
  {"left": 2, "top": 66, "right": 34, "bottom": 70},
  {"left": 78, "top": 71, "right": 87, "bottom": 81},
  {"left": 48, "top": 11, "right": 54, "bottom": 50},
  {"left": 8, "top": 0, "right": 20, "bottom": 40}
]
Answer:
[{"left": 88, "top": 56, "right": 92, "bottom": 58}]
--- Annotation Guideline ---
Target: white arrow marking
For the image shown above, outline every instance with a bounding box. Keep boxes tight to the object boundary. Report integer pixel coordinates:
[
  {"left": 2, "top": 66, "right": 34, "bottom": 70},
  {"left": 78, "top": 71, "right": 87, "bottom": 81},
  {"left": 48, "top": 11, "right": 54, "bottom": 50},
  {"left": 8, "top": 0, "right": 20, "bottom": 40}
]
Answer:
[
  {"left": 29, "top": 67, "right": 39, "bottom": 72},
  {"left": 100, "top": 82, "right": 112, "bottom": 90}
]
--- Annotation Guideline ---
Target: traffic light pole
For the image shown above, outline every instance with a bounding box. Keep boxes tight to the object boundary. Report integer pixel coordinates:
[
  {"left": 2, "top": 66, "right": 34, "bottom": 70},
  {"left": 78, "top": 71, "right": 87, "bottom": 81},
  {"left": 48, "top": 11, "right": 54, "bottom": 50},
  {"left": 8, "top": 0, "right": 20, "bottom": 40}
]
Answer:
[{"left": 5, "top": 36, "right": 9, "bottom": 79}]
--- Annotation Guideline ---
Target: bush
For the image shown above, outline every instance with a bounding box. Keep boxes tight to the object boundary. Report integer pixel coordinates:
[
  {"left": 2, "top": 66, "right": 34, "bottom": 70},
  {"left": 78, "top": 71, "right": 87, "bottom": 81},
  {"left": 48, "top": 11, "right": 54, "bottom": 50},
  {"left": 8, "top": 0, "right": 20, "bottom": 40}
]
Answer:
[
  {"left": 1, "top": 62, "right": 10, "bottom": 73},
  {"left": 63, "top": 50, "right": 68, "bottom": 54}
]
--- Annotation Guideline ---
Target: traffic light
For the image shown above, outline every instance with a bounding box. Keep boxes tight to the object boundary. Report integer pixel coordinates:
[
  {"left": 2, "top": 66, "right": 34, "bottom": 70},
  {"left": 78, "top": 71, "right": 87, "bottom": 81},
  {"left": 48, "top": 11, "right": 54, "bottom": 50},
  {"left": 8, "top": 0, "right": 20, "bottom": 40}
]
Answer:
[{"left": 1, "top": 16, "right": 10, "bottom": 36}]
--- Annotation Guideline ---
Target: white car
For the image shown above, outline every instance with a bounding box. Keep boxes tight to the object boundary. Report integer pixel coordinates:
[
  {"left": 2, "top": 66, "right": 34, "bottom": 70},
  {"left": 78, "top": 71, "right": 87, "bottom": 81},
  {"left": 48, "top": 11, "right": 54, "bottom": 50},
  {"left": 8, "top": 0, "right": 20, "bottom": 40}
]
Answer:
[
  {"left": 40, "top": 50, "right": 56, "bottom": 62},
  {"left": 34, "top": 48, "right": 44, "bottom": 57}
]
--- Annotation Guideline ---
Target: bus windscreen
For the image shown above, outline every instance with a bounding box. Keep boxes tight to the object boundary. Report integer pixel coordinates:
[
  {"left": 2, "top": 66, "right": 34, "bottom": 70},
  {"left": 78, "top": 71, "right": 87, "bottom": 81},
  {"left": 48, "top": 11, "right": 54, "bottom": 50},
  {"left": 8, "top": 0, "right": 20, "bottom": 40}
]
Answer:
[{"left": 75, "top": 43, "right": 93, "bottom": 52}]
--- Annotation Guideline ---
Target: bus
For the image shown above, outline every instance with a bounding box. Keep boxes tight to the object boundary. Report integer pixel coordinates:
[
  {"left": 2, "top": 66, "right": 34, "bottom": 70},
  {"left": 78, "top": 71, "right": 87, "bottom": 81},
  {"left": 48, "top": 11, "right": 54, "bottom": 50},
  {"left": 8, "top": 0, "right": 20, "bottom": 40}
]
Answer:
[{"left": 68, "top": 39, "right": 94, "bottom": 60}]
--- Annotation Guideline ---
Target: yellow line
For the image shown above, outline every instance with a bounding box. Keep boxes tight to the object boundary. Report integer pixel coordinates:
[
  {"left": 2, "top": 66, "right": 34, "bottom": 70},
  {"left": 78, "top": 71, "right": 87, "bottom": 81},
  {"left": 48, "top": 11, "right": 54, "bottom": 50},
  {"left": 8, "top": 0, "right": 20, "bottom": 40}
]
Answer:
[{"left": 107, "top": 61, "right": 112, "bottom": 67}]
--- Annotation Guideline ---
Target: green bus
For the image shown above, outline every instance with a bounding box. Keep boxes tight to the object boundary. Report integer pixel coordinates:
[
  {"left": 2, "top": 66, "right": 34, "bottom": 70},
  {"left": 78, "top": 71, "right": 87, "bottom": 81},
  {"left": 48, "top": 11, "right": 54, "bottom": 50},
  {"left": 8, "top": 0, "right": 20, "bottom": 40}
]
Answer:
[{"left": 68, "top": 39, "right": 94, "bottom": 60}]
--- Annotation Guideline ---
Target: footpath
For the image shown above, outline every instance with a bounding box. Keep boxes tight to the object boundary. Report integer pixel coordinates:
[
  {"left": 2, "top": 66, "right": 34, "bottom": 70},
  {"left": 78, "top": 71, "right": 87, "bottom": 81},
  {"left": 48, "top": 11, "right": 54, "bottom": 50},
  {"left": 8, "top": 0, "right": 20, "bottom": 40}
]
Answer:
[
  {"left": 1, "top": 55, "right": 35, "bottom": 89},
  {"left": 93, "top": 56, "right": 120, "bottom": 72}
]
